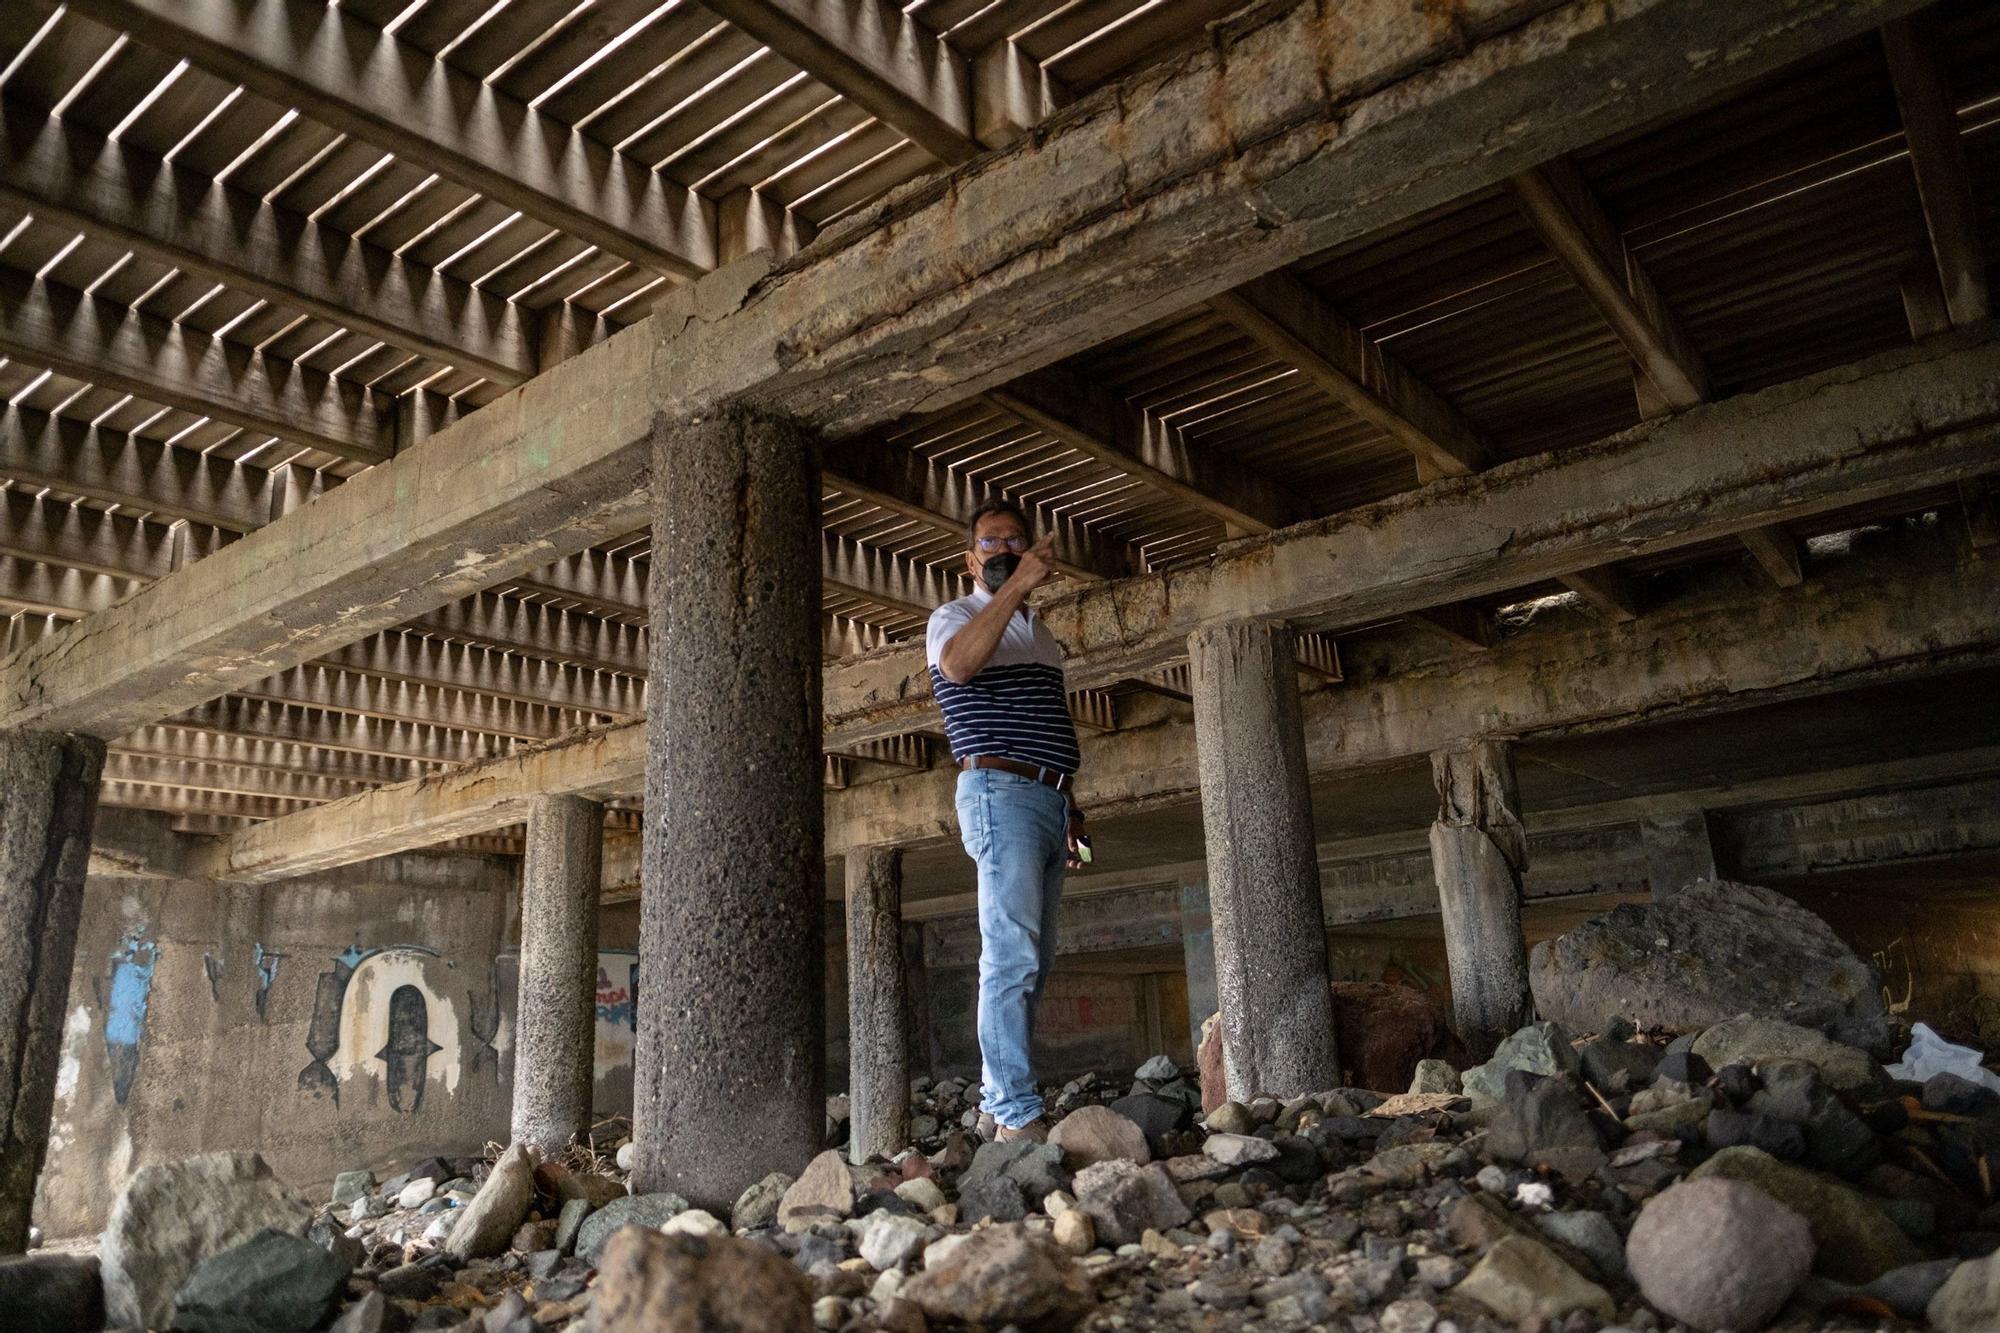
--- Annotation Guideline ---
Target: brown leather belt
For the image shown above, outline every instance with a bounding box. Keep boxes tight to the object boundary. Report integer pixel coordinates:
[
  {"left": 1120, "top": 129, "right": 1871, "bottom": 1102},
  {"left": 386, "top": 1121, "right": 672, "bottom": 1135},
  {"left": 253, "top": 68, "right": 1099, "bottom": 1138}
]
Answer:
[{"left": 959, "top": 755, "right": 1073, "bottom": 793}]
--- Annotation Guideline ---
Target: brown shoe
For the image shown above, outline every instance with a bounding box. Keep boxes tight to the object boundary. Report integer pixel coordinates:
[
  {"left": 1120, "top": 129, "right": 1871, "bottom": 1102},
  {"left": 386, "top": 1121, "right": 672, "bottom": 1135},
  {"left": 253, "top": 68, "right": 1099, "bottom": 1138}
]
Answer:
[{"left": 995, "top": 1117, "right": 1050, "bottom": 1144}]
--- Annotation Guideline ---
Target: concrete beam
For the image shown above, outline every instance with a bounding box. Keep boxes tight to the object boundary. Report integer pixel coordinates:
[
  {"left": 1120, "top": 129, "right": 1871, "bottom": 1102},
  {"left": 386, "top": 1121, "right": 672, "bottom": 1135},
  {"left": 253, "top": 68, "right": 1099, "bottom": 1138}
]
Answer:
[
  {"left": 199, "top": 528, "right": 1995, "bottom": 881},
  {"left": 822, "top": 332, "right": 2000, "bottom": 743},
  {"left": 0, "top": 0, "right": 1914, "bottom": 736},
  {"left": 1882, "top": 11, "right": 1990, "bottom": 328}
]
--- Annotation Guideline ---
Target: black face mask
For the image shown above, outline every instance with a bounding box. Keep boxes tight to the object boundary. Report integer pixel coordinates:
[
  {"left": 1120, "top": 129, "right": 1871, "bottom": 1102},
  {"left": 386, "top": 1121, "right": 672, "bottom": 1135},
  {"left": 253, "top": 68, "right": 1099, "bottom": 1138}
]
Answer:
[{"left": 981, "top": 552, "right": 1021, "bottom": 593}]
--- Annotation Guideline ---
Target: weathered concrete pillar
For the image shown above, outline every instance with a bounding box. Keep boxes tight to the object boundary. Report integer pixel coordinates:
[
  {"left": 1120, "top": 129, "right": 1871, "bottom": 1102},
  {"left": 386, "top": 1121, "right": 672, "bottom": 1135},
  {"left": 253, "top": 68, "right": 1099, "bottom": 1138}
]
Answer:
[
  {"left": 1429, "top": 740, "right": 1533, "bottom": 1052},
  {"left": 0, "top": 732, "right": 106, "bottom": 1253},
  {"left": 633, "top": 409, "right": 824, "bottom": 1212},
  {"left": 1639, "top": 806, "right": 1718, "bottom": 900},
  {"left": 510, "top": 794, "right": 605, "bottom": 1156},
  {"left": 1188, "top": 621, "right": 1340, "bottom": 1101},
  {"left": 1178, "top": 879, "right": 1219, "bottom": 1039},
  {"left": 845, "top": 846, "right": 909, "bottom": 1164},
  {"left": 901, "top": 921, "right": 933, "bottom": 1082}
]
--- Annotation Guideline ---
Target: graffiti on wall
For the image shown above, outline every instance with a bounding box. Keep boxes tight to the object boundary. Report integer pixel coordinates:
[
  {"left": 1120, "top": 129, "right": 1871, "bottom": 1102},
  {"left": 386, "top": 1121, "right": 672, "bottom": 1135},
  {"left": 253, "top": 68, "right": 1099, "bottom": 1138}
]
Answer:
[
  {"left": 300, "top": 944, "right": 465, "bottom": 1111},
  {"left": 594, "top": 951, "right": 640, "bottom": 1084},
  {"left": 104, "top": 931, "right": 157, "bottom": 1106},
  {"left": 253, "top": 943, "right": 285, "bottom": 1021}
]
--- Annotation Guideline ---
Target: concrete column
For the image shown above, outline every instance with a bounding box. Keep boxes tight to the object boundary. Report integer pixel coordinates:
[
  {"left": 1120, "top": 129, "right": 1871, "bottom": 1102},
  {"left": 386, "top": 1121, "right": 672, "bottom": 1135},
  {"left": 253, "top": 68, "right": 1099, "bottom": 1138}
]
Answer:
[
  {"left": 845, "top": 847, "right": 909, "bottom": 1164},
  {"left": 1429, "top": 740, "right": 1533, "bottom": 1053},
  {"left": 1639, "top": 806, "right": 1718, "bottom": 900},
  {"left": 510, "top": 794, "right": 605, "bottom": 1156},
  {"left": 633, "top": 409, "right": 824, "bottom": 1212},
  {"left": 0, "top": 732, "right": 106, "bottom": 1253},
  {"left": 1178, "top": 879, "right": 1218, "bottom": 1040},
  {"left": 1188, "top": 621, "right": 1340, "bottom": 1101},
  {"left": 901, "top": 921, "right": 934, "bottom": 1081}
]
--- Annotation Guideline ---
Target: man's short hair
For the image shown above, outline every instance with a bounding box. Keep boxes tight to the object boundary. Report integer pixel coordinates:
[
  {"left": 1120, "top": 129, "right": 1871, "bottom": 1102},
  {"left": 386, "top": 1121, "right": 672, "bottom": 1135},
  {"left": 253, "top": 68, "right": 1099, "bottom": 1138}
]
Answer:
[{"left": 966, "top": 498, "right": 1031, "bottom": 544}]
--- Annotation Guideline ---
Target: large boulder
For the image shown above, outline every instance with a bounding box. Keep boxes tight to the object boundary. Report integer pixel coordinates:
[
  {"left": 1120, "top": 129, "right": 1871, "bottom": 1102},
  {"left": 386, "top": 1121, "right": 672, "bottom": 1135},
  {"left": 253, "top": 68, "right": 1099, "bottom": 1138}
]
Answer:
[
  {"left": 1529, "top": 880, "right": 1889, "bottom": 1053},
  {"left": 101, "top": 1151, "right": 315, "bottom": 1329},
  {"left": 1625, "top": 1179, "right": 1815, "bottom": 1331},
  {"left": 1196, "top": 981, "right": 1463, "bottom": 1109},
  {"left": 586, "top": 1226, "right": 812, "bottom": 1332},
  {"left": 903, "top": 1224, "right": 1094, "bottom": 1330},
  {"left": 0, "top": 1252, "right": 102, "bottom": 1332},
  {"left": 1689, "top": 1146, "right": 1923, "bottom": 1283},
  {"left": 168, "top": 1228, "right": 353, "bottom": 1333}
]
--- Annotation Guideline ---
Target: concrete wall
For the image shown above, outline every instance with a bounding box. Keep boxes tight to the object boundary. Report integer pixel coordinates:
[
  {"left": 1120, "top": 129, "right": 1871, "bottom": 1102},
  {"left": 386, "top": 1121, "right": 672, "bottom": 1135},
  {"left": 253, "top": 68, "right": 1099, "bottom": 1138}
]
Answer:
[{"left": 39, "top": 852, "right": 521, "bottom": 1239}]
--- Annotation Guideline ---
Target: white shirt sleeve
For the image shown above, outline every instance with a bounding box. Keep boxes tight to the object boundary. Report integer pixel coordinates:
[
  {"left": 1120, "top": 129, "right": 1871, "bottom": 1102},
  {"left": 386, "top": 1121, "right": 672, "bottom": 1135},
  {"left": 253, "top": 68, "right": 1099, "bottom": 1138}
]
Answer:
[{"left": 926, "top": 600, "right": 973, "bottom": 667}]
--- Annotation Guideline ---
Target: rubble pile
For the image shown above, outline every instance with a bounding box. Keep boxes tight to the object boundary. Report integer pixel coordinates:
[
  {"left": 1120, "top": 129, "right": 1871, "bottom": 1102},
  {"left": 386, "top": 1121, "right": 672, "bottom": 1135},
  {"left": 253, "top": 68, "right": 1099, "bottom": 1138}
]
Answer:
[
  {"left": 15, "top": 1014, "right": 2000, "bottom": 1332},
  {"left": 10, "top": 887, "right": 2000, "bottom": 1331}
]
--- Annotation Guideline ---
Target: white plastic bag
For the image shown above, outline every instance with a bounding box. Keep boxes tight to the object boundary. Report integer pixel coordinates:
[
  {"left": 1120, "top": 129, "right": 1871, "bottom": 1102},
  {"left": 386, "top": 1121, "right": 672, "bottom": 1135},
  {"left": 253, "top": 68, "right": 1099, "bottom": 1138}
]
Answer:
[{"left": 1885, "top": 1021, "right": 2000, "bottom": 1092}]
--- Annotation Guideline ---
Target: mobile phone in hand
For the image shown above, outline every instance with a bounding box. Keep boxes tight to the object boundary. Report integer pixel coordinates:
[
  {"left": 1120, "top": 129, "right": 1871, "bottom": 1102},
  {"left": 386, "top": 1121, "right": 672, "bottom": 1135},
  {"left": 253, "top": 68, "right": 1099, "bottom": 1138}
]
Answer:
[{"left": 1075, "top": 834, "right": 1093, "bottom": 865}]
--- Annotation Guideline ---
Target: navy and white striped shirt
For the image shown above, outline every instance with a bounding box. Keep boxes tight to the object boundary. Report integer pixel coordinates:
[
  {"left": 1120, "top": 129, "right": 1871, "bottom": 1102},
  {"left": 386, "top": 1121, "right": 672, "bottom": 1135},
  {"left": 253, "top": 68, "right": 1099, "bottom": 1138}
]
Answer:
[{"left": 925, "top": 586, "right": 1081, "bottom": 776}]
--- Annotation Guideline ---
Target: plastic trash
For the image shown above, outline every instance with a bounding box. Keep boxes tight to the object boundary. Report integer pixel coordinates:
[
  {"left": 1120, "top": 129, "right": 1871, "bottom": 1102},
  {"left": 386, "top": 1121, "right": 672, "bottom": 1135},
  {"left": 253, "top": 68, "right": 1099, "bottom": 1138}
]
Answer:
[{"left": 1885, "top": 1022, "right": 2000, "bottom": 1093}]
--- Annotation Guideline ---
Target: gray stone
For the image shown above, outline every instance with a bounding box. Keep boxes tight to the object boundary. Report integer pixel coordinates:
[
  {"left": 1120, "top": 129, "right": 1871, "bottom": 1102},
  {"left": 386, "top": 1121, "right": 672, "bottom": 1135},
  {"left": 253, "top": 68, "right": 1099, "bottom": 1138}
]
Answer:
[
  {"left": 577, "top": 1192, "right": 694, "bottom": 1262},
  {"left": 1454, "top": 1234, "right": 1615, "bottom": 1323},
  {"left": 396, "top": 1177, "right": 436, "bottom": 1209},
  {"left": 376, "top": 1256, "right": 449, "bottom": 1300},
  {"left": 1530, "top": 880, "right": 1890, "bottom": 1055},
  {"left": 958, "top": 1173, "right": 1029, "bottom": 1223},
  {"left": 1049, "top": 1105, "right": 1151, "bottom": 1169},
  {"left": 903, "top": 1223, "right": 1094, "bottom": 1329},
  {"left": 1461, "top": 1022, "right": 1580, "bottom": 1104},
  {"left": 446, "top": 1143, "right": 537, "bottom": 1259},
  {"left": 615, "top": 1142, "right": 637, "bottom": 1172},
  {"left": 1860, "top": 1259, "right": 1960, "bottom": 1319},
  {"left": 731, "top": 1171, "right": 794, "bottom": 1231},
  {"left": 0, "top": 1252, "right": 102, "bottom": 1333},
  {"left": 1487, "top": 1076, "right": 1605, "bottom": 1181},
  {"left": 1689, "top": 1017, "right": 1884, "bottom": 1093},
  {"left": 1580, "top": 1036, "right": 1659, "bottom": 1092},
  {"left": 855, "top": 1211, "right": 930, "bottom": 1270},
  {"left": 1626, "top": 1178, "right": 1814, "bottom": 1331},
  {"left": 1203, "top": 1101, "right": 1255, "bottom": 1135},
  {"left": 1931, "top": 1251, "right": 2000, "bottom": 1333},
  {"left": 1137, "top": 1055, "right": 1179, "bottom": 1081},
  {"left": 102, "top": 1150, "right": 315, "bottom": 1329},
  {"left": 962, "top": 1139, "right": 1069, "bottom": 1205},
  {"left": 331, "top": 1170, "right": 376, "bottom": 1207},
  {"left": 554, "top": 1197, "right": 592, "bottom": 1254},
  {"left": 327, "top": 1290, "right": 394, "bottom": 1333},
  {"left": 1106, "top": 1093, "right": 1186, "bottom": 1148},
  {"left": 1705, "top": 1108, "right": 1807, "bottom": 1160},
  {"left": 1073, "top": 1159, "right": 1192, "bottom": 1246},
  {"left": 1534, "top": 1210, "right": 1625, "bottom": 1282},
  {"left": 1408, "top": 1060, "right": 1460, "bottom": 1095},
  {"left": 168, "top": 1228, "right": 352, "bottom": 1333},
  {"left": 1202, "top": 1133, "right": 1279, "bottom": 1167},
  {"left": 779, "top": 1150, "right": 856, "bottom": 1233}
]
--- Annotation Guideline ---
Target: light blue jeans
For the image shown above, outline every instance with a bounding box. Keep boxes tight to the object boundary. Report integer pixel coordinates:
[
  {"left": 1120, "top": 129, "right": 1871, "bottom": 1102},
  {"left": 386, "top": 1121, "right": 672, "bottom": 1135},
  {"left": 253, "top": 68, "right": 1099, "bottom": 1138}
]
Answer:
[{"left": 955, "top": 768, "right": 1069, "bottom": 1129}]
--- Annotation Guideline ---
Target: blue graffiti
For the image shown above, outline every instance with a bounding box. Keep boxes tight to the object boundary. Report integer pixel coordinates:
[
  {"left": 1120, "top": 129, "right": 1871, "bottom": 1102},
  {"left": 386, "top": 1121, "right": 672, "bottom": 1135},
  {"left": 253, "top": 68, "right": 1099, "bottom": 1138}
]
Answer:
[
  {"left": 253, "top": 943, "right": 285, "bottom": 1021},
  {"left": 105, "top": 932, "right": 157, "bottom": 1105}
]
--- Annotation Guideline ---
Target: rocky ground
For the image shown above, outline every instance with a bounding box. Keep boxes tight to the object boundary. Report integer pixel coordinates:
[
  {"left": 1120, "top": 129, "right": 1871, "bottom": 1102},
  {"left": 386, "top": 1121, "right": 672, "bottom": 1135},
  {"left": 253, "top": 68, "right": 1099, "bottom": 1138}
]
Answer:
[{"left": 14, "top": 1016, "right": 2000, "bottom": 1333}]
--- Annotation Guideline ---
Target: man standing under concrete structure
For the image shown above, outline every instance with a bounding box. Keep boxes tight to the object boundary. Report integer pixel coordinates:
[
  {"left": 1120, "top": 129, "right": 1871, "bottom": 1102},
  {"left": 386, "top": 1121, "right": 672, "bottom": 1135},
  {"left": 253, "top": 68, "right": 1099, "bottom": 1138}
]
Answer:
[{"left": 929, "top": 500, "right": 1086, "bottom": 1143}]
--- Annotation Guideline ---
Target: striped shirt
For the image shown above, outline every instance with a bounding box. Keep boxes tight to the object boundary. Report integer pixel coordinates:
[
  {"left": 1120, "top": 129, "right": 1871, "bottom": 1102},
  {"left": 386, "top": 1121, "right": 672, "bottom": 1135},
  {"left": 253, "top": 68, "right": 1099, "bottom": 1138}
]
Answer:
[{"left": 926, "top": 586, "right": 1081, "bottom": 776}]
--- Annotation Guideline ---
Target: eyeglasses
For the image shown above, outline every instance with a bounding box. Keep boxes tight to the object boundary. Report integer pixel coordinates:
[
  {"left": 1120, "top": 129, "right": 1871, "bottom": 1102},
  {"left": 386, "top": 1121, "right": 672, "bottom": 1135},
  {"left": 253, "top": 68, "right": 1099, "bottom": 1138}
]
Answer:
[{"left": 974, "top": 535, "right": 1031, "bottom": 553}]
